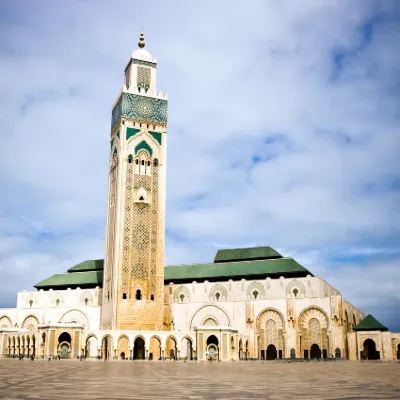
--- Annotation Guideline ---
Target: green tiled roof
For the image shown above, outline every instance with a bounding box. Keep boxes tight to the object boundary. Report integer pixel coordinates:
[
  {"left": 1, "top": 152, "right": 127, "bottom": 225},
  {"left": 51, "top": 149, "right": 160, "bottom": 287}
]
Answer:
[
  {"left": 214, "top": 246, "right": 282, "bottom": 263},
  {"left": 164, "top": 258, "right": 311, "bottom": 283},
  {"left": 34, "top": 271, "right": 103, "bottom": 289},
  {"left": 67, "top": 259, "right": 104, "bottom": 273},
  {"left": 354, "top": 314, "right": 388, "bottom": 331},
  {"left": 34, "top": 246, "right": 312, "bottom": 289}
]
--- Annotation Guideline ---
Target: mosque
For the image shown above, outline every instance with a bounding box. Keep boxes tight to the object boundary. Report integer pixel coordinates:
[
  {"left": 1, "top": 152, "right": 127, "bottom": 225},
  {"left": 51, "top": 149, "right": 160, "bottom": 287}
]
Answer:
[{"left": 0, "top": 34, "right": 399, "bottom": 362}]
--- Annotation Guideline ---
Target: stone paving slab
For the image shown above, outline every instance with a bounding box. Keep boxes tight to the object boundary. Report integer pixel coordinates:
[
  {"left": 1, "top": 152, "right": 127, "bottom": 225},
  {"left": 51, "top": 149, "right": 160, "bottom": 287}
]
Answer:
[{"left": 0, "top": 359, "right": 399, "bottom": 399}]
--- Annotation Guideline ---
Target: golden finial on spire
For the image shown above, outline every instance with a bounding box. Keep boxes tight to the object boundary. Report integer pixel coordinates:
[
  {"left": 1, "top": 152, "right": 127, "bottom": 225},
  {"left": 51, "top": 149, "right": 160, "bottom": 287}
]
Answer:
[{"left": 138, "top": 31, "right": 145, "bottom": 49}]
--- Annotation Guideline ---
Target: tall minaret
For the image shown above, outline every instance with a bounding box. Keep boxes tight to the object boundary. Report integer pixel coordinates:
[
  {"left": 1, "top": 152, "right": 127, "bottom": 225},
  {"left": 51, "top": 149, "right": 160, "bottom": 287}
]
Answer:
[{"left": 101, "top": 33, "right": 168, "bottom": 331}]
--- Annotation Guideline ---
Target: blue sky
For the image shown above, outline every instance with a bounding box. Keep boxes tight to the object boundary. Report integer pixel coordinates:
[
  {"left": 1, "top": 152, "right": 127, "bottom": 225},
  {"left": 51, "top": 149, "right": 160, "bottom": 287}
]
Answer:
[{"left": 0, "top": 0, "right": 399, "bottom": 330}]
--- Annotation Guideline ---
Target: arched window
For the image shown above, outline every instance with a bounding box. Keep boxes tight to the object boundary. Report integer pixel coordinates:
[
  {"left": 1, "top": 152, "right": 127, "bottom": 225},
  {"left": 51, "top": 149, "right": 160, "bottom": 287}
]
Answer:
[
  {"left": 153, "top": 159, "right": 158, "bottom": 167},
  {"left": 56, "top": 299, "right": 60, "bottom": 307},
  {"left": 147, "top": 161, "right": 150, "bottom": 166},
  {"left": 128, "top": 155, "right": 133, "bottom": 163},
  {"left": 179, "top": 294, "right": 185, "bottom": 303},
  {"left": 139, "top": 196, "right": 144, "bottom": 201},
  {"left": 84, "top": 297, "right": 89, "bottom": 306},
  {"left": 293, "top": 288, "right": 298, "bottom": 297},
  {"left": 141, "top": 160, "right": 144, "bottom": 166},
  {"left": 215, "top": 292, "right": 221, "bottom": 301},
  {"left": 252, "top": 290, "right": 259, "bottom": 300},
  {"left": 136, "top": 159, "right": 139, "bottom": 165},
  {"left": 136, "top": 290, "right": 142, "bottom": 300},
  {"left": 150, "top": 295, "right": 154, "bottom": 301},
  {"left": 29, "top": 299, "right": 33, "bottom": 308},
  {"left": 107, "top": 291, "right": 110, "bottom": 301},
  {"left": 122, "top": 293, "right": 127, "bottom": 300}
]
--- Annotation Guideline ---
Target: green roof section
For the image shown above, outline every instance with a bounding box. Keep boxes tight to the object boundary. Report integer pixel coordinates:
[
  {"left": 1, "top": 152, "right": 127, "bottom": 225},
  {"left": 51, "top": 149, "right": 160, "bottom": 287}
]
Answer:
[
  {"left": 34, "top": 271, "right": 103, "bottom": 289},
  {"left": 214, "top": 246, "right": 282, "bottom": 263},
  {"left": 354, "top": 314, "right": 388, "bottom": 332},
  {"left": 67, "top": 259, "right": 104, "bottom": 273},
  {"left": 164, "top": 257, "right": 311, "bottom": 283},
  {"left": 34, "top": 246, "right": 313, "bottom": 289}
]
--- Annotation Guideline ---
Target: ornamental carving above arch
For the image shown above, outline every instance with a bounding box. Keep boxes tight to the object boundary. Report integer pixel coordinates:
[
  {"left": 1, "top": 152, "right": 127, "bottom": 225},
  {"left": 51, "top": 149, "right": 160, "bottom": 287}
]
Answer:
[
  {"left": 209, "top": 284, "right": 228, "bottom": 302},
  {"left": 256, "top": 308, "right": 285, "bottom": 333},
  {"left": 286, "top": 279, "right": 306, "bottom": 298},
  {"left": 0, "top": 315, "right": 12, "bottom": 328},
  {"left": 246, "top": 281, "right": 265, "bottom": 300},
  {"left": 173, "top": 286, "right": 191, "bottom": 304},
  {"left": 22, "top": 315, "right": 39, "bottom": 331},
  {"left": 190, "top": 305, "right": 230, "bottom": 330},
  {"left": 59, "top": 309, "right": 89, "bottom": 328},
  {"left": 298, "top": 306, "right": 329, "bottom": 331}
]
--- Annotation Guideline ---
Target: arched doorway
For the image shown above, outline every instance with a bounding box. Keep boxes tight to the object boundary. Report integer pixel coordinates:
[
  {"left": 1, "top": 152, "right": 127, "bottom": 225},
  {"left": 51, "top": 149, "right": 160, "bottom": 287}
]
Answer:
[
  {"left": 397, "top": 344, "right": 400, "bottom": 360},
  {"left": 181, "top": 337, "right": 193, "bottom": 360},
  {"left": 362, "top": 339, "right": 377, "bottom": 360},
  {"left": 58, "top": 332, "right": 72, "bottom": 359},
  {"left": 206, "top": 335, "right": 219, "bottom": 361},
  {"left": 133, "top": 337, "right": 145, "bottom": 360},
  {"left": 149, "top": 336, "right": 162, "bottom": 360},
  {"left": 166, "top": 336, "right": 178, "bottom": 360},
  {"left": 118, "top": 336, "right": 129, "bottom": 360},
  {"left": 266, "top": 344, "right": 277, "bottom": 360},
  {"left": 310, "top": 344, "right": 321, "bottom": 359},
  {"left": 85, "top": 336, "right": 98, "bottom": 359},
  {"left": 102, "top": 335, "right": 113, "bottom": 360}
]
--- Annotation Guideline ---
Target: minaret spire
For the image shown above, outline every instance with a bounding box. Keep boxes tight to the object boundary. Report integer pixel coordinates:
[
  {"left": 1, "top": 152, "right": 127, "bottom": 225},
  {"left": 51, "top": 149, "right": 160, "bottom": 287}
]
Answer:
[{"left": 138, "top": 30, "right": 145, "bottom": 48}]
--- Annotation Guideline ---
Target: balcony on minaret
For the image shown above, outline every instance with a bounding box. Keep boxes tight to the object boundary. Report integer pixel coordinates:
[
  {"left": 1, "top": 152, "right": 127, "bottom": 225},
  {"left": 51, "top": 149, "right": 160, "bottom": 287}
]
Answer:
[{"left": 134, "top": 187, "right": 151, "bottom": 208}]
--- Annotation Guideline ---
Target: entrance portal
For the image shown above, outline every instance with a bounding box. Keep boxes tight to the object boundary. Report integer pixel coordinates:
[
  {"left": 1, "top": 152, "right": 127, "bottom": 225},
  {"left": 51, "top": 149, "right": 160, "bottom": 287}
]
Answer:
[
  {"left": 266, "top": 344, "right": 277, "bottom": 360},
  {"left": 206, "top": 335, "right": 219, "bottom": 361},
  {"left": 310, "top": 344, "right": 321, "bottom": 359},
  {"left": 362, "top": 339, "right": 378, "bottom": 360},
  {"left": 134, "top": 337, "right": 145, "bottom": 360},
  {"left": 58, "top": 332, "right": 72, "bottom": 359}
]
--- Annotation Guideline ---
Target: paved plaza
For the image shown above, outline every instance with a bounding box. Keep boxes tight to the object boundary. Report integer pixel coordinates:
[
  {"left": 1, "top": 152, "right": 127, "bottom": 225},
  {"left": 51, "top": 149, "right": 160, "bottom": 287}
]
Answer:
[{"left": 0, "top": 359, "right": 399, "bottom": 399}]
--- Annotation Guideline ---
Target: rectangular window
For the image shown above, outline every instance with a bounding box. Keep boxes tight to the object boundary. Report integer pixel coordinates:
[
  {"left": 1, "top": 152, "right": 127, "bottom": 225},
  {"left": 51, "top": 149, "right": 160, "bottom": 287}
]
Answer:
[{"left": 125, "top": 65, "right": 131, "bottom": 89}]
